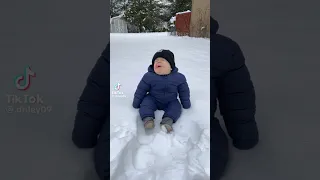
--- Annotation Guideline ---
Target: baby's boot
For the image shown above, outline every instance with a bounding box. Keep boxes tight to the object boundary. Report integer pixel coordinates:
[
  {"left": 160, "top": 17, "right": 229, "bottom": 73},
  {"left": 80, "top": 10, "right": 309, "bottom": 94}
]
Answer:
[
  {"left": 160, "top": 117, "right": 173, "bottom": 133},
  {"left": 143, "top": 117, "right": 155, "bottom": 129}
]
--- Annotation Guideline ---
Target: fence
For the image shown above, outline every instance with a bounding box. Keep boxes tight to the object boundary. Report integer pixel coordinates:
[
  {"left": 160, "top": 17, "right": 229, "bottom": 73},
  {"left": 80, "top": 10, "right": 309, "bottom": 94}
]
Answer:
[{"left": 110, "top": 17, "right": 128, "bottom": 33}]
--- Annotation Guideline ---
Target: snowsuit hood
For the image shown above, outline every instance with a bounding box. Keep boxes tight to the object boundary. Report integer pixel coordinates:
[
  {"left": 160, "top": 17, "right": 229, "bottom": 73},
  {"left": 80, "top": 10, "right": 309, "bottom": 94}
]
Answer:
[{"left": 211, "top": 17, "right": 219, "bottom": 34}]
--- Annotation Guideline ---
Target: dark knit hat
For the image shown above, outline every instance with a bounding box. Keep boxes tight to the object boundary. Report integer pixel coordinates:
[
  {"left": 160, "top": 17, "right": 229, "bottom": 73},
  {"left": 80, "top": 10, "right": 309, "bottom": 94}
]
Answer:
[{"left": 152, "top": 49, "right": 175, "bottom": 69}]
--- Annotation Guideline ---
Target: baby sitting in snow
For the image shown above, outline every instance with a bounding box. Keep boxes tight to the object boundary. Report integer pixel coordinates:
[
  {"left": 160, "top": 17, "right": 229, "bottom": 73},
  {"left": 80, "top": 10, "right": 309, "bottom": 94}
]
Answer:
[{"left": 132, "top": 49, "right": 191, "bottom": 133}]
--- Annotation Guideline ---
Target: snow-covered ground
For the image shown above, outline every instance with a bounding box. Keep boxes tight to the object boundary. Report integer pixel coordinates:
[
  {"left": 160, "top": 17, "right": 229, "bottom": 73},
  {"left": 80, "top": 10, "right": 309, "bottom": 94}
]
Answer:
[{"left": 110, "top": 32, "right": 210, "bottom": 180}]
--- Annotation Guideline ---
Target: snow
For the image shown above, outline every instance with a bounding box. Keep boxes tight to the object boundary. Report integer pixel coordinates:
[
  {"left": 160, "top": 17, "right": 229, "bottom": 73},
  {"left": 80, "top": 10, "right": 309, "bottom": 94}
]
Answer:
[
  {"left": 110, "top": 32, "right": 210, "bottom": 180},
  {"left": 158, "top": 0, "right": 172, "bottom": 6},
  {"left": 170, "top": 16, "right": 176, "bottom": 23},
  {"left": 176, "top": 10, "right": 191, "bottom": 15}
]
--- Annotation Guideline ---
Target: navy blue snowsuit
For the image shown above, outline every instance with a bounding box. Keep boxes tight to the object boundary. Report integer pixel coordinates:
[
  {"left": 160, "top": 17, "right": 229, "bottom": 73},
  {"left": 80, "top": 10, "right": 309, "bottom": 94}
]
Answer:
[
  {"left": 133, "top": 65, "right": 191, "bottom": 122},
  {"left": 211, "top": 17, "right": 259, "bottom": 180},
  {"left": 72, "top": 44, "right": 110, "bottom": 180}
]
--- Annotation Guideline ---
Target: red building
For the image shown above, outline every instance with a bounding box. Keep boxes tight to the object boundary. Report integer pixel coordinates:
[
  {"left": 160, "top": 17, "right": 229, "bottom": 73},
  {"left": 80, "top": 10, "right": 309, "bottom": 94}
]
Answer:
[{"left": 175, "top": 11, "right": 191, "bottom": 36}]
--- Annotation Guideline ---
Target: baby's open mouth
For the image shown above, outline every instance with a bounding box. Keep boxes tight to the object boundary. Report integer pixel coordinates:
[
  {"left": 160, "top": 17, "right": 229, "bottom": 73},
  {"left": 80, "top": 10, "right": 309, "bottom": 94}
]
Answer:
[{"left": 156, "top": 64, "right": 162, "bottom": 68}]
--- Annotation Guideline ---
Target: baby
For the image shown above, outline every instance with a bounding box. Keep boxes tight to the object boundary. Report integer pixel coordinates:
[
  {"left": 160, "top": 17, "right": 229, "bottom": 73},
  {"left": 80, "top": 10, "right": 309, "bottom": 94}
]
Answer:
[{"left": 132, "top": 49, "right": 191, "bottom": 133}]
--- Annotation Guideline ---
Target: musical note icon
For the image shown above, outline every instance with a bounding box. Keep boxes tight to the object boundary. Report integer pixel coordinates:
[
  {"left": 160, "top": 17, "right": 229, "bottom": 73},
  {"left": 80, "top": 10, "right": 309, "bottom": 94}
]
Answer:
[{"left": 14, "top": 66, "right": 36, "bottom": 91}]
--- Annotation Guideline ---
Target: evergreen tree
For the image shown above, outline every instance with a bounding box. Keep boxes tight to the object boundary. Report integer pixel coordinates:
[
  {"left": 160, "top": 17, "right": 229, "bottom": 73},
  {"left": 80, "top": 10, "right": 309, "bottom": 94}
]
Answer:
[
  {"left": 167, "top": 0, "right": 192, "bottom": 17},
  {"left": 124, "top": 0, "right": 164, "bottom": 32},
  {"left": 158, "top": 1, "right": 173, "bottom": 22},
  {"left": 121, "top": 0, "right": 192, "bottom": 32},
  {"left": 110, "top": 0, "right": 129, "bottom": 18}
]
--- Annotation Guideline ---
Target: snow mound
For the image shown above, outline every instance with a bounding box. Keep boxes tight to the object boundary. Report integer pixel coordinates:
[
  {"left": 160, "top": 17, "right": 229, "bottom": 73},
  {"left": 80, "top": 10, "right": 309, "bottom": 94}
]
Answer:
[{"left": 110, "top": 32, "right": 210, "bottom": 180}]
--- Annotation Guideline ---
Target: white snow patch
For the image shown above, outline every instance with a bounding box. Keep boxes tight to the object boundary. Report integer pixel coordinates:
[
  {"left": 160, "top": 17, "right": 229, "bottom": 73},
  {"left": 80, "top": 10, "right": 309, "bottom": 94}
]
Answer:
[
  {"left": 158, "top": 0, "right": 172, "bottom": 6},
  {"left": 110, "top": 32, "right": 210, "bottom": 180},
  {"left": 170, "top": 16, "right": 176, "bottom": 23}
]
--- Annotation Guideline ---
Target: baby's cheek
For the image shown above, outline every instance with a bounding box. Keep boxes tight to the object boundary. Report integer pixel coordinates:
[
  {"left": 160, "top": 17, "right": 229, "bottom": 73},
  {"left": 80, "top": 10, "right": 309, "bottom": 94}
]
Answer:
[{"left": 154, "top": 68, "right": 161, "bottom": 75}]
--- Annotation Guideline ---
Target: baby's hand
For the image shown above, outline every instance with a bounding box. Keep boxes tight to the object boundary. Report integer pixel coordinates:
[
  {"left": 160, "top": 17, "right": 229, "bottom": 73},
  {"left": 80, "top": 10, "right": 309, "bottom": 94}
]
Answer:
[
  {"left": 132, "top": 102, "right": 139, "bottom": 109},
  {"left": 182, "top": 101, "right": 191, "bottom": 109}
]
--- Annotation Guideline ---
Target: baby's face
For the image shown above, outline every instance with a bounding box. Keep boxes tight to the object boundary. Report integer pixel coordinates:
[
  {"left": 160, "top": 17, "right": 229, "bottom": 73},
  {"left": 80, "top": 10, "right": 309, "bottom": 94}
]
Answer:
[{"left": 154, "top": 58, "right": 172, "bottom": 75}]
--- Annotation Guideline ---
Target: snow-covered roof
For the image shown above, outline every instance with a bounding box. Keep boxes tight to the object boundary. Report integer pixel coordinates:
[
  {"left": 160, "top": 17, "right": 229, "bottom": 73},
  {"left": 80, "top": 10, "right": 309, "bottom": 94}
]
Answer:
[
  {"left": 176, "top": 10, "right": 191, "bottom": 15},
  {"left": 110, "top": 13, "right": 125, "bottom": 20},
  {"left": 110, "top": 13, "right": 125, "bottom": 24}
]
